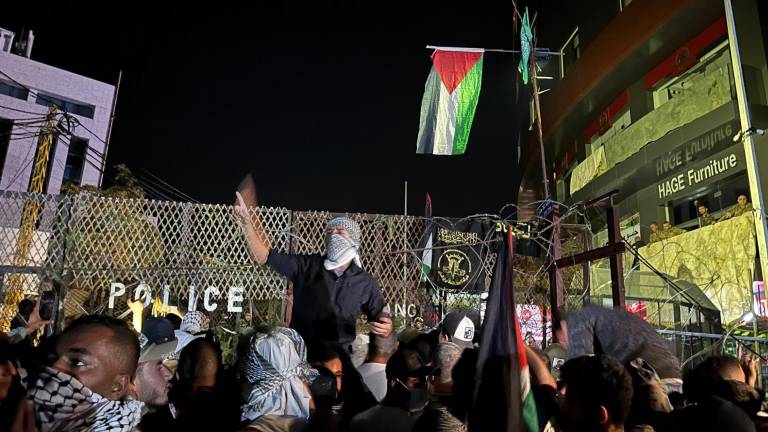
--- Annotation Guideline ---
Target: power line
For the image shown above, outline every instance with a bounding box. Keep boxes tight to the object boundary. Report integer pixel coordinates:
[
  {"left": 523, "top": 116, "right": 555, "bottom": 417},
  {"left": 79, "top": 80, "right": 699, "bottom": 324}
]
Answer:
[
  {"left": 134, "top": 177, "right": 178, "bottom": 201},
  {"left": 0, "top": 69, "right": 88, "bottom": 115},
  {"left": 51, "top": 140, "right": 176, "bottom": 202},
  {"left": 3, "top": 155, "right": 35, "bottom": 190},
  {"left": 1, "top": 67, "right": 190, "bottom": 203},
  {"left": 0, "top": 68, "right": 110, "bottom": 147},
  {"left": 57, "top": 134, "right": 108, "bottom": 176},
  {"left": 133, "top": 172, "right": 199, "bottom": 203},
  {"left": 139, "top": 169, "right": 200, "bottom": 203},
  {"left": 0, "top": 114, "right": 49, "bottom": 124},
  {"left": 68, "top": 116, "right": 109, "bottom": 148},
  {"left": 0, "top": 104, "right": 46, "bottom": 116}
]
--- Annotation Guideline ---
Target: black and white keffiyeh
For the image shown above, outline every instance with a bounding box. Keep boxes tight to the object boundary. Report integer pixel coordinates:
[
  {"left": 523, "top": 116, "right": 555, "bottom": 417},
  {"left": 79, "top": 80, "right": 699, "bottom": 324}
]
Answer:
[
  {"left": 323, "top": 233, "right": 362, "bottom": 270},
  {"left": 180, "top": 311, "right": 210, "bottom": 335},
  {"left": 28, "top": 367, "right": 144, "bottom": 432},
  {"left": 323, "top": 217, "right": 364, "bottom": 270},
  {"left": 241, "top": 327, "right": 318, "bottom": 422},
  {"left": 325, "top": 217, "right": 361, "bottom": 244}
]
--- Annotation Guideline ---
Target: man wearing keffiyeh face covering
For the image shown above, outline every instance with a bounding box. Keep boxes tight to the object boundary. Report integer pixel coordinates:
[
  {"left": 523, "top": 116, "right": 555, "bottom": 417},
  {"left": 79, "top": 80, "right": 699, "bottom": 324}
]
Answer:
[
  {"left": 234, "top": 175, "right": 392, "bottom": 355},
  {"left": 28, "top": 315, "right": 144, "bottom": 432}
]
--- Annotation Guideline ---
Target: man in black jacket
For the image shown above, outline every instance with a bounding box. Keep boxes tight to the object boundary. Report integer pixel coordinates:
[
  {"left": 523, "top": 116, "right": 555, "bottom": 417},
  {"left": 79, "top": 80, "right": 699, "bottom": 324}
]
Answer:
[{"left": 234, "top": 177, "right": 392, "bottom": 353}]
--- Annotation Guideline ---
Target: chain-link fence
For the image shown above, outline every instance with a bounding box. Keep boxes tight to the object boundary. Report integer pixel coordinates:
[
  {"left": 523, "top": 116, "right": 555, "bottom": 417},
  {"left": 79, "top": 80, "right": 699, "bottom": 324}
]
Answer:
[
  {"left": 0, "top": 190, "right": 736, "bottom": 371},
  {"left": 4, "top": 192, "right": 563, "bottom": 332}
]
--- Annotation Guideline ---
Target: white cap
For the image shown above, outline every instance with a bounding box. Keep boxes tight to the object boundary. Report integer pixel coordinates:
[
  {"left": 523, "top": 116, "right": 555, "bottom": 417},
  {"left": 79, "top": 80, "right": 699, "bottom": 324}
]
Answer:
[{"left": 442, "top": 312, "right": 475, "bottom": 350}]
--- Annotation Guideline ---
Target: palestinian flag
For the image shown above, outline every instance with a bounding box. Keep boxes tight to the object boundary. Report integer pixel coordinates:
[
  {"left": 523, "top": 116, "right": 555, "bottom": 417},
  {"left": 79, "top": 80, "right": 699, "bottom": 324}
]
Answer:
[
  {"left": 471, "top": 227, "right": 539, "bottom": 432},
  {"left": 416, "top": 48, "right": 484, "bottom": 155}
]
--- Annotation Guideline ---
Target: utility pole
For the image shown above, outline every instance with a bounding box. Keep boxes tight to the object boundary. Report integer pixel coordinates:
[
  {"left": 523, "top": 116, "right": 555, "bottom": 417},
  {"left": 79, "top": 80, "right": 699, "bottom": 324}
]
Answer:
[
  {"left": 528, "top": 26, "right": 566, "bottom": 338},
  {"left": 0, "top": 106, "right": 58, "bottom": 331},
  {"left": 725, "top": 0, "right": 768, "bottom": 287}
]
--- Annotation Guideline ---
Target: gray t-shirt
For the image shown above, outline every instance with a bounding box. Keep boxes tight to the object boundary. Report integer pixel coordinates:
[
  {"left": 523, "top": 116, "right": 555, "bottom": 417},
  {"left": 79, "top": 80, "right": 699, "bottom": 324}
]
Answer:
[
  {"left": 357, "top": 362, "right": 387, "bottom": 402},
  {"left": 567, "top": 303, "right": 681, "bottom": 379}
]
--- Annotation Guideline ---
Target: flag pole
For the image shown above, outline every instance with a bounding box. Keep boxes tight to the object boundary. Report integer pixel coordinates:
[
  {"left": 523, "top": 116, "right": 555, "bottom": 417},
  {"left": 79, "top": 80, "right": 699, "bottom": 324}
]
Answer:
[
  {"left": 403, "top": 181, "right": 408, "bottom": 316},
  {"left": 425, "top": 45, "right": 563, "bottom": 55},
  {"left": 524, "top": 6, "right": 565, "bottom": 341},
  {"left": 531, "top": 39, "right": 549, "bottom": 198}
]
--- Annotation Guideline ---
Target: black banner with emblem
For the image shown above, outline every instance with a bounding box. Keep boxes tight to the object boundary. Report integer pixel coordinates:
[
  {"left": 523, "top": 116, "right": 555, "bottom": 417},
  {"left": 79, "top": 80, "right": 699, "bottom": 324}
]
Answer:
[{"left": 430, "top": 219, "right": 497, "bottom": 293}]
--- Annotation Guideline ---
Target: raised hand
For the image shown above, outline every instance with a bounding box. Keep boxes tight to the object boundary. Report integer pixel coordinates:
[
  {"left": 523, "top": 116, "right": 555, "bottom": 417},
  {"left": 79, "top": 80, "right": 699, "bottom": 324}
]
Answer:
[{"left": 234, "top": 192, "right": 251, "bottom": 225}]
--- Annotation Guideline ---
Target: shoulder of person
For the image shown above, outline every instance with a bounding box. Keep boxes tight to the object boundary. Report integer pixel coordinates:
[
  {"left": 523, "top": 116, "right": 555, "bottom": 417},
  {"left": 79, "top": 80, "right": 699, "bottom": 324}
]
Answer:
[
  {"left": 575, "top": 302, "right": 603, "bottom": 317},
  {"left": 348, "top": 265, "right": 379, "bottom": 284},
  {"left": 277, "top": 252, "right": 324, "bottom": 265}
]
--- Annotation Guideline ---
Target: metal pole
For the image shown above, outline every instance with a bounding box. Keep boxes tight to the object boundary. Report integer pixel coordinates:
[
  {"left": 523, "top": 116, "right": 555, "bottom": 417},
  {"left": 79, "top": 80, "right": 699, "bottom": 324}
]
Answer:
[
  {"left": 403, "top": 181, "right": 408, "bottom": 316},
  {"left": 548, "top": 208, "right": 564, "bottom": 313},
  {"left": 607, "top": 198, "right": 626, "bottom": 307},
  {"left": 582, "top": 228, "right": 592, "bottom": 304},
  {"left": 0, "top": 106, "right": 58, "bottom": 331},
  {"left": 724, "top": 0, "right": 768, "bottom": 284},
  {"left": 531, "top": 40, "right": 550, "bottom": 199},
  {"left": 754, "top": 318, "right": 762, "bottom": 385},
  {"left": 99, "top": 69, "right": 122, "bottom": 186},
  {"left": 404, "top": 181, "right": 408, "bottom": 216}
]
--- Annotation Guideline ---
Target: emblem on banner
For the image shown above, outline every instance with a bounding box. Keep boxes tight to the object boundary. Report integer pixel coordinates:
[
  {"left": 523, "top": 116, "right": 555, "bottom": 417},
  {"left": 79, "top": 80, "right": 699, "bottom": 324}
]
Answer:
[{"left": 437, "top": 249, "right": 471, "bottom": 286}]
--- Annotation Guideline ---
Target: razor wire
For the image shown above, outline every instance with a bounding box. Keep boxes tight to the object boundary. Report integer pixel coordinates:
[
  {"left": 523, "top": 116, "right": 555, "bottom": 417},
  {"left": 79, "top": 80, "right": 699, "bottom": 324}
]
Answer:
[{"left": 0, "top": 189, "right": 738, "bottom": 364}]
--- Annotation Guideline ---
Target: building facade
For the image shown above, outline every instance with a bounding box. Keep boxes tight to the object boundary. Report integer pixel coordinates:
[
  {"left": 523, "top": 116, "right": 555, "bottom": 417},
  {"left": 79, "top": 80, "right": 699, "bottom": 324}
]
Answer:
[
  {"left": 518, "top": 0, "right": 768, "bottom": 324},
  {"left": 0, "top": 28, "right": 116, "bottom": 194}
]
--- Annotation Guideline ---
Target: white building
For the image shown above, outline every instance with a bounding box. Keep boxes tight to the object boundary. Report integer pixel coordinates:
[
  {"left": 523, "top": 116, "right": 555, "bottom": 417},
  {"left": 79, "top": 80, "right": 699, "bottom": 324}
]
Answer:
[{"left": 0, "top": 28, "right": 116, "bottom": 194}]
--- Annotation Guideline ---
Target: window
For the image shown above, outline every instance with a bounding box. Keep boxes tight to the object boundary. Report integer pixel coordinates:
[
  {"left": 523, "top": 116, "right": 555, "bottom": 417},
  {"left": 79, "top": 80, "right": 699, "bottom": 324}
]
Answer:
[
  {"left": 35, "top": 93, "right": 95, "bottom": 119},
  {"left": 0, "top": 81, "right": 29, "bottom": 101},
  {"left": 0, "top": 118, "right": 12, "bottom": 179},
  {"left": 62, "top": 137, "right": 88, "bottom": 186},
  {"left": 559, "top": 28, "right": 580, "bottom": 78}
]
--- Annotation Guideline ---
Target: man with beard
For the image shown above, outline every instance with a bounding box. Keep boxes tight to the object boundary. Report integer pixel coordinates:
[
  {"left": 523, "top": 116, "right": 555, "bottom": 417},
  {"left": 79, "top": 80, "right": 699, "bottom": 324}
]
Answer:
[
  {"left": 29, "top": 315, "right": 144, "bottom": 431},
  {"left": 135, "top": 318, "right": 177, "bottom": 431},
  {"left": 234, "top": 175, "right": 392, "bottom": 353}
]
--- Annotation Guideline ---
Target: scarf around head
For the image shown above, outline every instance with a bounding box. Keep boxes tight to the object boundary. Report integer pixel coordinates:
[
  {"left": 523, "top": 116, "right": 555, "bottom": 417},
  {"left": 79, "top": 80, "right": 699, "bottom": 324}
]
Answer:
[
  {"left": 325, "top": 217, "right": 361, "bottom": 244},
  {"left": 323, "top": 217, "right": 363, "bottom": 270},
  {"left": 241, "top": 327, "right": 318, "bottom": 423},
  {"left": 28, "top": 367, "right": 144, "bottom": 432},
  {"left": 324, "top": 233, "right": 362, "bottom": 270}
]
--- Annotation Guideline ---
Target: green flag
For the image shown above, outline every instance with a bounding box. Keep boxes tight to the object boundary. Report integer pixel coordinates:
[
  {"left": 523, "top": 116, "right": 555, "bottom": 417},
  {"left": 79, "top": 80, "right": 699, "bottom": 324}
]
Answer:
[{"left": 518, "top": 7, "right": 533, "bottom": 85}]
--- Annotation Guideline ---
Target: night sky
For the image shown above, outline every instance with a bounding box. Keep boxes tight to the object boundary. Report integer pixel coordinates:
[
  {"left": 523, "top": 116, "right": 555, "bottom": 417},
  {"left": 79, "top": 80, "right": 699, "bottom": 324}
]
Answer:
[{"left": 4, "top": 2, "right": 530, "bottom": 216}]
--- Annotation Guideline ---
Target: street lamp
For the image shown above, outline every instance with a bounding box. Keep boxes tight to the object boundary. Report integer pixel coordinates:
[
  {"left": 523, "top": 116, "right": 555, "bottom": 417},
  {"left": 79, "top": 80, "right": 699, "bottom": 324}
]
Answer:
[{"left": 722, "top": 311, "right": 757, "bottom": 354}]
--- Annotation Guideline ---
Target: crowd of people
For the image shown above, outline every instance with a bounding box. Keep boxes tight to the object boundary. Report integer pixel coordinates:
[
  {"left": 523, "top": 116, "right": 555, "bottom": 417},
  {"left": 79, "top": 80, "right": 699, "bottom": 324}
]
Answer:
[
  {"left": 2, "top": 296, "right": 767, "bottom": 432},
  {"left": 647, "top": 194, "right": 754, "bottom": 244},
  {"left": 0, "top": 186, "right": 765, "bottom": 431}
]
